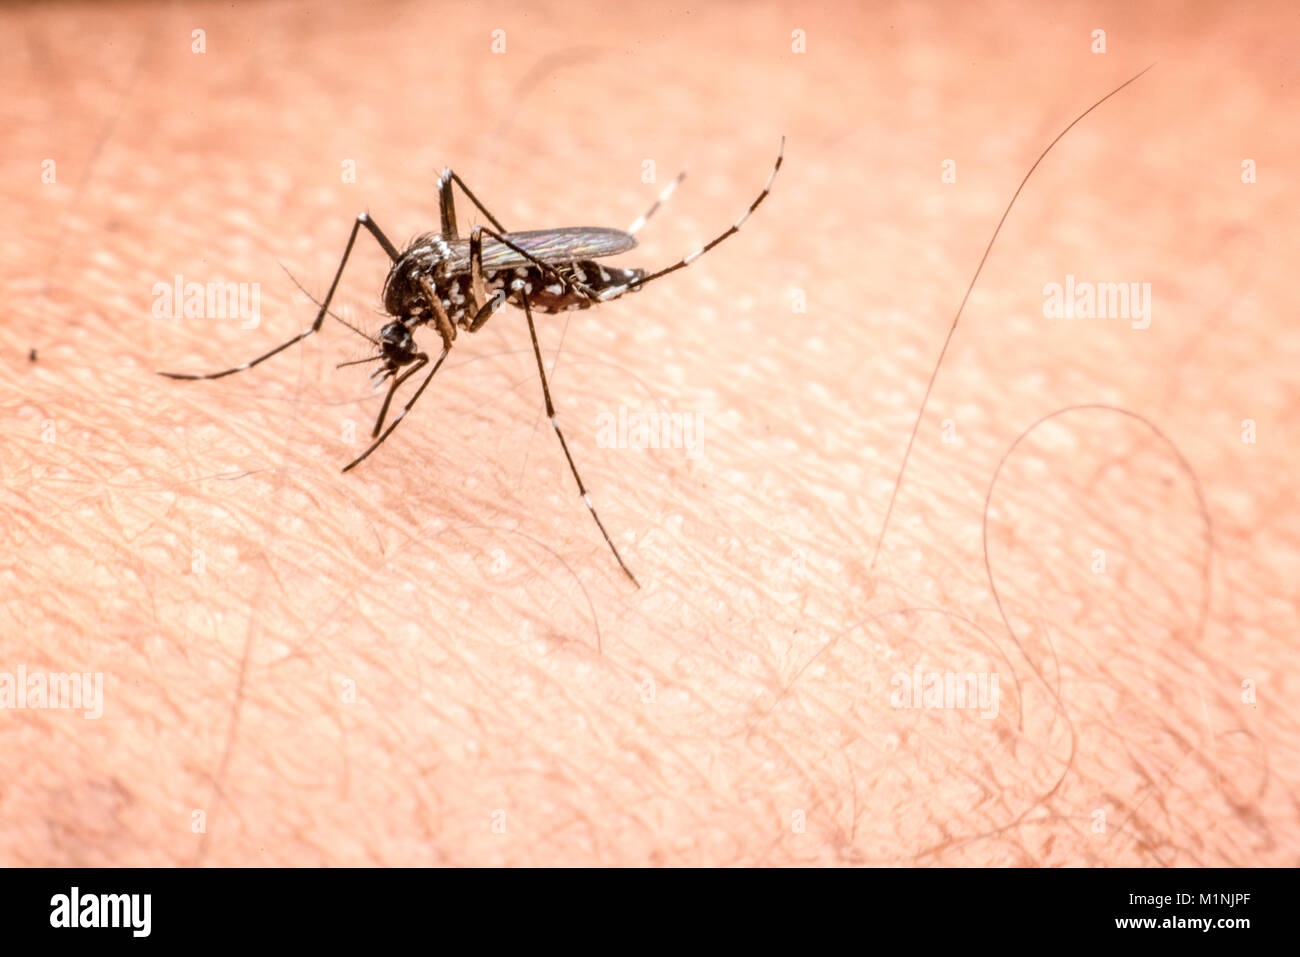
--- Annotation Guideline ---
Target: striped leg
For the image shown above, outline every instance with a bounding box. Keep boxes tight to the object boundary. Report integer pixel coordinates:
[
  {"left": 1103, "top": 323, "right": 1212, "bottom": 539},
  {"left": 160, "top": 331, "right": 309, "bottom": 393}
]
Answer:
[
  {"left": 598, "top": 137, "right": 784, "bottom": 303},
  {"left": 341, "top": 347, "right": 450, "bottom": 472},
  {"left": 159, "top": 214, "right": 400, "bottom": 380},
  {"left": 627, "top": 169, "right": 686, "bottom": 235},
  {"left": 437, "top": 167, "right": 509, "bottom": 239},
  {"left": 368, "top": 352, "right": 430, "bottom": 438},
  {"left": 519, "top": 290, "right": 639, "bottom": 587}
]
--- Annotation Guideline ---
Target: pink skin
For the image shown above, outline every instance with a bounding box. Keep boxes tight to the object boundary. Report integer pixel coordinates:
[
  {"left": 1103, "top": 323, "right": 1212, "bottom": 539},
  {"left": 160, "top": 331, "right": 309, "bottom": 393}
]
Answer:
[{"left": 2, "top": 1, "right": 1296, "bottom": 864}]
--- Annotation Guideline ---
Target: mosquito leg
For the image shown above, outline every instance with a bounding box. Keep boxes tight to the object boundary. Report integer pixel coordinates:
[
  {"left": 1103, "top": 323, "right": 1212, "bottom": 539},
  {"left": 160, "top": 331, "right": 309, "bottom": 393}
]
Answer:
[
  {"left": 437, "top": 167, "right": 509, "bottom": 238},
  {"left": 341, "top": 347, "right": 450, "bottom": 472},
  {"left": 417, "top": 276, "right": 458, "bottom": 350},
  {"left": 159, "top": 213, "right": 400, "bottom": 380},
  {"left": 518, "top": 290, "right": 639, "bottom": 586},
  {"left": 627, "top": 169, "right": 686, "bottom": 235},
  {"left": 437, "top": 169, "right": 458, "bottom": 238},
  {"left": 469, "top": 224, "right": 489, "bottom": 311},
  {"left": 596, "top": 138, "right": 784, "bottom": 303},
  {"left": 468, "top": 289, "right": 508, "bottom": 333},
  {"left": 369, "top": 353, "right": 429, "bottom": 438},
  {"left": 463, "top": 225, "right": 509, "bottom": 331}
]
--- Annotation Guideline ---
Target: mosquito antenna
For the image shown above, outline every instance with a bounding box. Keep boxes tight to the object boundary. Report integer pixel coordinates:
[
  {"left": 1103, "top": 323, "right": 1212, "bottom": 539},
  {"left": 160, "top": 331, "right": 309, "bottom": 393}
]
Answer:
[
  {"left": 278, "top": 261, "right": 379, "bottom": 345},
  {"left": 336, "top": 355, "right": 385, "bottom": 369},
  {"left": 278, "top": 263, "right": 386, "bottom": 371}
]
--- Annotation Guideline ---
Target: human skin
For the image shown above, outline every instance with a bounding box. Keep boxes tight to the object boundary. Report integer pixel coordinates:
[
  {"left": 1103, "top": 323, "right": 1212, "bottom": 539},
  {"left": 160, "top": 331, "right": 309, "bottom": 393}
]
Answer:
[{"left": 2, "top": 0, "right": 1296, "bottom": 866}]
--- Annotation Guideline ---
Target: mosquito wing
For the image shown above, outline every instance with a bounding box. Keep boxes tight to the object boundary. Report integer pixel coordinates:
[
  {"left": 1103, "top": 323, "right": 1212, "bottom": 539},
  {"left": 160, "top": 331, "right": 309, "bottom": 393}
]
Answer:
[{"left": 441, "top": 227, "right": 637, "bottom": 274}]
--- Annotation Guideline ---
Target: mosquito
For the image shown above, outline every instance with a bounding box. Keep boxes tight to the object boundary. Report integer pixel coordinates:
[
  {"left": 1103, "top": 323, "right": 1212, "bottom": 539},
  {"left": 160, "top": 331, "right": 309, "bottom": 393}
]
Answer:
[{"left": 161, "top": 138, "right": 785, "bottom": 585}]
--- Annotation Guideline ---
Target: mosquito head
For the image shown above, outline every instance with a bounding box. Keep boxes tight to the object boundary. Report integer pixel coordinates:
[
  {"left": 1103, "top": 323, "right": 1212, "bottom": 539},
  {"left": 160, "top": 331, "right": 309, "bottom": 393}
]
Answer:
[{"left": 379, "top": 320, "right": 419, "bottom": 368}]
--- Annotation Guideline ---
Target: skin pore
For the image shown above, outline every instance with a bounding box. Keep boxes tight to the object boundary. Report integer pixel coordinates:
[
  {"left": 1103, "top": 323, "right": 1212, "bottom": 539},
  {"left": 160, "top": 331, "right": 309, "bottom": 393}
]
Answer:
[{"left": 2, "top": 1, "right": 1296, "bottom": 865}]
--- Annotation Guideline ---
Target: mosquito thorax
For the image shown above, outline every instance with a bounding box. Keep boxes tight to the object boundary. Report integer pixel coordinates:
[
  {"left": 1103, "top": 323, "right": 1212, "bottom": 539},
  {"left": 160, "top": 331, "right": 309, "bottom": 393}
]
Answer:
[{"left": 382, "top": 233, "right": 451, "bottom": 316}]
